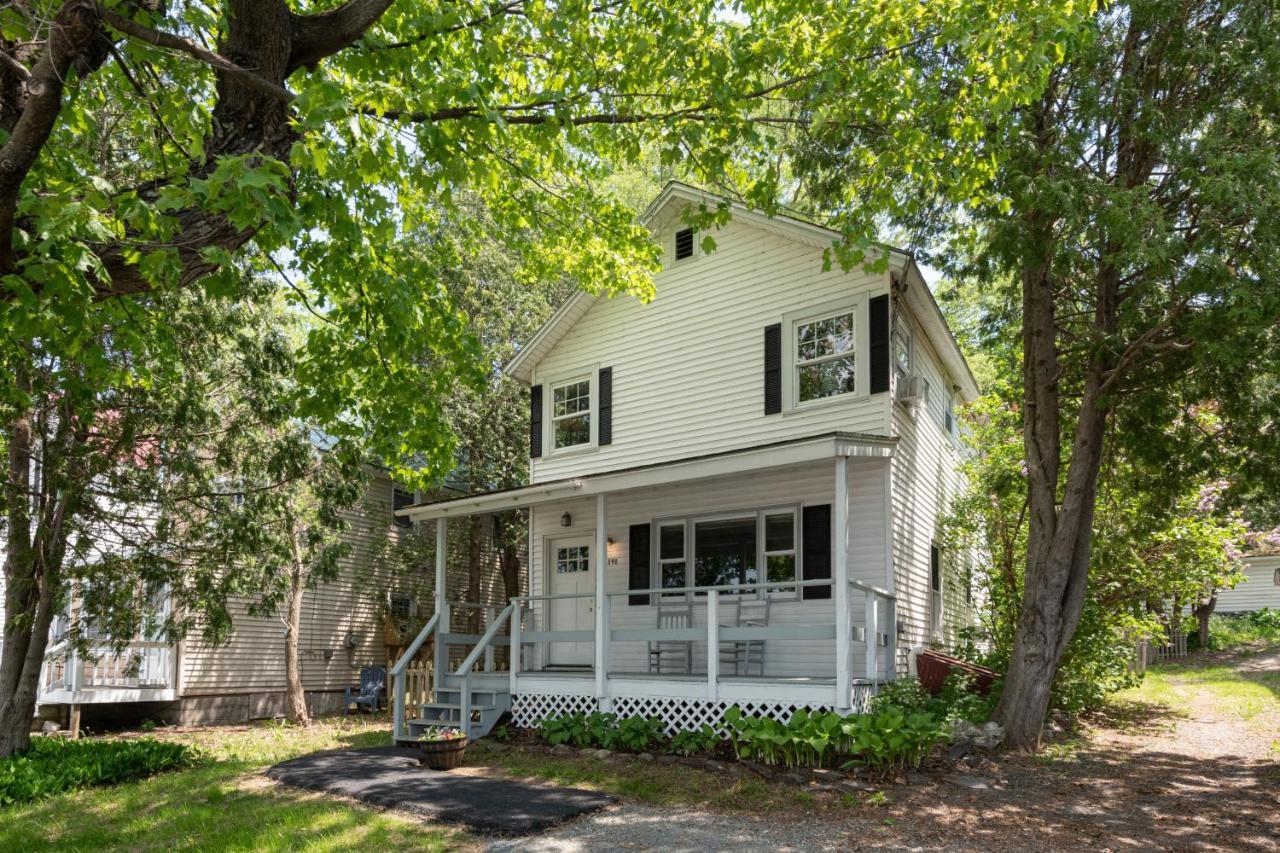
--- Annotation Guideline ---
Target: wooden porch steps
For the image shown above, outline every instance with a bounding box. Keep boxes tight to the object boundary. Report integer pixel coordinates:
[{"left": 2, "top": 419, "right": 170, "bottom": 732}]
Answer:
[{"left": 402, "top": 684, "right": 511, "bottom": 741}]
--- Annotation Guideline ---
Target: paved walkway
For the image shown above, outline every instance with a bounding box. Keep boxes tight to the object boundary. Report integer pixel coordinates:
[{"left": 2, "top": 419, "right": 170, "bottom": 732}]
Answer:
[{"left": 266, "top": 746, "right": 615, "bottom": 836}]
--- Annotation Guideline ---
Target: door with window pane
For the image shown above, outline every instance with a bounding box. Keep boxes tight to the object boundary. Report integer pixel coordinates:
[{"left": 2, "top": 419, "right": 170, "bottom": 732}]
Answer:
[{"left": 548, "top": 539, "right": 594, "bottom": 666}]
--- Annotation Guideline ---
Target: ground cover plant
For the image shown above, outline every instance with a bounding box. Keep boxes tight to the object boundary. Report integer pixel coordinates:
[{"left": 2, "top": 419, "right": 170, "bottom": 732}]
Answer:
[
  {"left": 0, "top": 736, "right": 196, "bottom": 806},
  {"left": 536, "top": 684, "right": 967, "bottom": 774}
]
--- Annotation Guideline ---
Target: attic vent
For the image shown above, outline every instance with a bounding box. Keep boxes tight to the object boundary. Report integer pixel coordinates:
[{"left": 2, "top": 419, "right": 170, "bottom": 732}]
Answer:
[{"left": 674, "top": 228, "right": 694, "bottom": 260}]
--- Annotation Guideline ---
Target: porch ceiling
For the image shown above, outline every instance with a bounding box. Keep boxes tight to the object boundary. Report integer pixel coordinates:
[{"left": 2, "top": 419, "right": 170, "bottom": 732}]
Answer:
[{"left": 397, "top": 431, "right": 895, "bottom": 521}]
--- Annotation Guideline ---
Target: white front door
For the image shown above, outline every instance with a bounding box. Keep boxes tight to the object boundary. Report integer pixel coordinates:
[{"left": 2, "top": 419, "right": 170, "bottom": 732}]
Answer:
[{"left": 548, "top": 538, "right": 594, "bottom": 666}]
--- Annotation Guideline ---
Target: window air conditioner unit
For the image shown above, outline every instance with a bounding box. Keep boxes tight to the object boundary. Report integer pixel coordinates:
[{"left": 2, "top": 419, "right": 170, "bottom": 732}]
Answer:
[{"left": 899, "top": 374, "right": 930, "bottom": 406}]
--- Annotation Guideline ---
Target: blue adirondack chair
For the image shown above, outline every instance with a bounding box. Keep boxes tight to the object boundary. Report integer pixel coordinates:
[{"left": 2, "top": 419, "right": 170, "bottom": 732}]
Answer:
[{"left": 345, "top": 665, "right": 386, "bottom": 714}]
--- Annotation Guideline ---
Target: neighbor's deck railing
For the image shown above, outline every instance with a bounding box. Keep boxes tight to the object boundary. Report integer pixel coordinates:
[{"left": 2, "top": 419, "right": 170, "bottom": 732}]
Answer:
[{"left": 40, "top": 640, "right": 175, "bottom": 695}]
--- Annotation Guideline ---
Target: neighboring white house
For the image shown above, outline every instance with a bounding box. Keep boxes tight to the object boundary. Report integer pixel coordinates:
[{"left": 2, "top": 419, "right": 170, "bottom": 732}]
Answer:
[
  {"left": 392, "top": 182, "right": 980, "bottom": 741},
  {"left": 30, "top": 469, "right": 512, "bottom": 729},
  {"left": 1215, "top": 551, "right": 1280, "bottom": 613}
]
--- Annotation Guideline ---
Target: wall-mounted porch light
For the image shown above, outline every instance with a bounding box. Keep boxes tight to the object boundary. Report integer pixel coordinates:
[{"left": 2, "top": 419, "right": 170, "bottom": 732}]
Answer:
[{"left": 560, "top": 512, "right": 572, "bottom": 527}]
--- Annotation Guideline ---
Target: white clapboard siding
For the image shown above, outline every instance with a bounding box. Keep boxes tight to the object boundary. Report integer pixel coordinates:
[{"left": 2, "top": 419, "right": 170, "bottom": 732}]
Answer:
[
  {"left": 888, "top": 301, "right": 973, "bottom": 668},
  {"left": 530, "top": 216, "right": 892, "bottom": 483},
  {"left": 526, "top": 459, "right": 890, "bottom": 680},
  {"left": 1215, "top": 555, "right": 1280, "bottom": 613}
]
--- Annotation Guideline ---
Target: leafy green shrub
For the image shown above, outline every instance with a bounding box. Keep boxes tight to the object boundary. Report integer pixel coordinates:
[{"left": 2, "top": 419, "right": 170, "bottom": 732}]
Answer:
[
  {"left": 537, "top": 712, "right": 665, "bottom": 752},
  {"left": 839, "top": 706, "right": 945, "bottom": 773},
  {"left": 1207, "top": 609, "right": 1280, "bottom": 650},
  {"left": 538, "top": 712, "right": 591, "bottom": 747},
  {"left": 0, "top": 736, "right": 197, "bottom": 806},
  {"left": 613, "top": 716, "right": 665, "bottom": 752},
  {"left": 870, "top": 674, "right": 996, "bottom": 726},
  {"left": 723, "top": 705, "right": 945, "bottom": 772},
  {"left": 668, "top": 724, "right": 721, "bottom": 756}
]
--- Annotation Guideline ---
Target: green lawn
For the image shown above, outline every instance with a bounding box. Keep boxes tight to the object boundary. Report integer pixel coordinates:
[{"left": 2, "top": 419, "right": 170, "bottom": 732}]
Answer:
[
  {"left": 0, "top": 716, "right": 469, "bottom": 852},
  {"left": 1114, "top": 650, "right": 1280, "bottom": 731}
]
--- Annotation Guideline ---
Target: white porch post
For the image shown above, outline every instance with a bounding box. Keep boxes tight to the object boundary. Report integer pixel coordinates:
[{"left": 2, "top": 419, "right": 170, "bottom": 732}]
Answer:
[
  {"left": 434, "top": 517, "right": 448, "bottom": 687},
  {"left": 706, "top": 589, "right": 719, "bottom": 701},
  {"left": 834, "top": 455, "right": 851, "bottom": 712},
  {"left": 865, "top": 590, "right": 879, "bottom": 688},
  {"left": 594, "top": 493, "right": 609, "bottom": 707}
]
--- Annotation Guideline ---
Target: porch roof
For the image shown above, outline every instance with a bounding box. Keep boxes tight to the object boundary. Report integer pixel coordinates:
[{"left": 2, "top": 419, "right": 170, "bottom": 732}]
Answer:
[{"left": 397, "top": 431, "right": 896, "bottom": 521}]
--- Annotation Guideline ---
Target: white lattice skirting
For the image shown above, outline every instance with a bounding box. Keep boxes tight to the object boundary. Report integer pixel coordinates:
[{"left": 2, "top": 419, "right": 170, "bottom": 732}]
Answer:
[
  {"left": 510, "top": 694, "right": 600, "bottom": 728},
  {"left": 512, "top": 683, "right": 878, "bottom": 734}
]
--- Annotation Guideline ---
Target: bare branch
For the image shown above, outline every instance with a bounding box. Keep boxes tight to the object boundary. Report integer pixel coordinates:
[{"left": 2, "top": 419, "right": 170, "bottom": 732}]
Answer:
[{"left": 288, "top": 0, "right": 395, "bottom": 73}]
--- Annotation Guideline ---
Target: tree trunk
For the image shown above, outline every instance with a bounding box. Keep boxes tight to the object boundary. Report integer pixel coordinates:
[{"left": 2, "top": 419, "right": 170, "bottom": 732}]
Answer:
[
  {"left": 284, "top": 519, "right": 310, "bottom": 726},
  {"left": 1193, "top": 592, "right": 1216, "bottom": 649}
]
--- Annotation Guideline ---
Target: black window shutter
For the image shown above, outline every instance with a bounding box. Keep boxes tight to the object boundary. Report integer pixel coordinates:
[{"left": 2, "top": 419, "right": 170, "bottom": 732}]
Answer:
[
  {"left": 674, "top": 228, "right": 694, "bottom": 260},
  {"left": 598, "top": 367, "right": 612, "bottom": 446},
  {"left": 869, "top": 294, "right": 890, "bottom": 394},
  {"left": 802, "top": 504, "right": 833, "bottom": 600},
  {"left": 529, "top": 385, "right": 543, "bottom": 458},
  {"left": 628, "top": 523, "right": 651, "bottom": 606},
  {"left": 763, "top": 323, "right": 782, "bottom": 415}
]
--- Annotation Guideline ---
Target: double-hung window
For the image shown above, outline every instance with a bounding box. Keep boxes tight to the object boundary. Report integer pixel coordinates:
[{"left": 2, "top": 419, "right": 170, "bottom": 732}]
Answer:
[
  {"left": 552, "top": 378, "right": 591, "bottom": 450},
  {"left": 763, "top": 512, "right": 797, "bottom": 593},
  {"left": 796, "top": 311, "right": 856, "bottom": 403},
  {"left": 657, "top": 523, "right": 687, "bottom": 594},
  {"left": 893, "top": 322, "right": 912, "bottom": 391}
]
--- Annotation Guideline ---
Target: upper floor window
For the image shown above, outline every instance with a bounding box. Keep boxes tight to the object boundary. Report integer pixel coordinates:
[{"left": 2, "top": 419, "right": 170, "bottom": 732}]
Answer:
[
  {"left": 552, "top": 378, "right": 592, "bottom": 449},
  {"left": 893, "top": 322, "right": 912, "bottom": 388},
  {"left": 795, "top": 311, "right": 856, "bottom": 403},
  {"left": 392, "top": 486, "right": 415, "bottom": 528}
]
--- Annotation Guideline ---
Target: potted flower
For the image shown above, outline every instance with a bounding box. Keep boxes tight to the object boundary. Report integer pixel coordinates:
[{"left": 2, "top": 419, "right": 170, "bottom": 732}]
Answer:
[{"left": 416, "top": 728, "right": 468, "bottom": 770}]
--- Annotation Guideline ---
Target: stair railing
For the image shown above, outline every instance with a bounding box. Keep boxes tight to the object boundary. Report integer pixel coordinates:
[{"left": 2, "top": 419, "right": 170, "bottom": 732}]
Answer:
[
  {"left": 391, "top": 610, "right": 441, "bottom": 743},
  {"left": 452, "top": 601, "right": 516, "bottom": 739}
]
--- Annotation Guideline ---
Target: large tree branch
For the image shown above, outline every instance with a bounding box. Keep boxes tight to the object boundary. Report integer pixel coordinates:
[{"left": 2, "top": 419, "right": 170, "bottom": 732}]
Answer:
[
  {"left": 0, "top": 0, "right": 105, "bottom": 273},
  {"left": 100, "top": 6, "right": 294, "bottom": 103},
  {"left": 288, "top": 0, "right": 395, "bottom": 73}
]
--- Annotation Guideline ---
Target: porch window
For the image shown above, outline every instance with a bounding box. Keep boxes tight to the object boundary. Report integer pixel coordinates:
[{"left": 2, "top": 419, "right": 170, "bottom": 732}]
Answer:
[
  {"left": 796, "top": 311, "right": 856, "bottom": 403},
  {"left": 694, "top": 517, "right": 758, "bottom": 590},
  {"left": 658, "top": 523, "right": 686, "bottom": 593},
  {"left": 552, "top": 379, "right": 591, "bottom": 449},
  {"left": 764, "top": 512, "right": 797, "bottom": 593}
]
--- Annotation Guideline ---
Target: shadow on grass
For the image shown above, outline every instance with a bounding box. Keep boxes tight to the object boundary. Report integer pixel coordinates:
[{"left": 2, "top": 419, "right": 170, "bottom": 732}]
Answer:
[
  {"left": 0, "top": 760, "right": 461, "bottom": 852},
  {"left": 1088, "top": 697, "right": 1184, "bottom": 732}
]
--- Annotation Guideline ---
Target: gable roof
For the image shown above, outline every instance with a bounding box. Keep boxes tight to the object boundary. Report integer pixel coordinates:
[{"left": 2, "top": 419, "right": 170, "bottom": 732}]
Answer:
[{"left": 504, "top": 182, "right": 980, "bottom": 402}]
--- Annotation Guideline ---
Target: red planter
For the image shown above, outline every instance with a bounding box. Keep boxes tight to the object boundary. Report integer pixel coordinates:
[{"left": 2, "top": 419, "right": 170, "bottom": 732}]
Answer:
[
  {"left": 915, "top": 649, "right": 997, "bottom": 695},
  {"left": 417, "top": 738, "right": 468, "bottom": 770}
]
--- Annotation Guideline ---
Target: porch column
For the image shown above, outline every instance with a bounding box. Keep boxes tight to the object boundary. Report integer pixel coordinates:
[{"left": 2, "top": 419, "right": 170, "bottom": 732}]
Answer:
[
  {"left": 434, "top": 517, "right": 448, "bottom": 684},
  {"left": 834, "top": 455, "right": 851, "bottom": 712},
  {"left": 594, "top": 493, "right": 610, "bottom": 707}
]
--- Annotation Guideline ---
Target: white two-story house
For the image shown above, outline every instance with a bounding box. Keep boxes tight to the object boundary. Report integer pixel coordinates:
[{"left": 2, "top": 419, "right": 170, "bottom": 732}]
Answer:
[{"left": 392, "top": 182, "right": 979, "bottom": 740}]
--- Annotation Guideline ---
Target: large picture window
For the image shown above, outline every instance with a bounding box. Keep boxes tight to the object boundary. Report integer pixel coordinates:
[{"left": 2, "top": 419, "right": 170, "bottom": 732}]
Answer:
[
  {"left": 694, "top": 517, "right": 758, "bottom": 589},
  {"left": 796, "top": 311, "right": 856, "bottom": 402},
  {"left": 551, "top": 379, "right": 591, "bottom": 449},
  {"left": 654, "top": 508, "right": 799, "bottom": 597}
]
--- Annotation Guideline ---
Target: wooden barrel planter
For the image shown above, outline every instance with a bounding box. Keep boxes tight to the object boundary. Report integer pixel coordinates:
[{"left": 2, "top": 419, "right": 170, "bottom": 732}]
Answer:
[{"left": 417, "top": 736, "right": 468, "bottom": 770}]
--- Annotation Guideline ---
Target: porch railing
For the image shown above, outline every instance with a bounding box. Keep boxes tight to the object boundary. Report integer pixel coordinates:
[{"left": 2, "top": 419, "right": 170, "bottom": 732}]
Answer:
[
  {"left": 40, "top": 640, "right": 175, "bottom": 696},
  {"left": 510, "top": 577, "right": 897, "bottom": 709}
]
